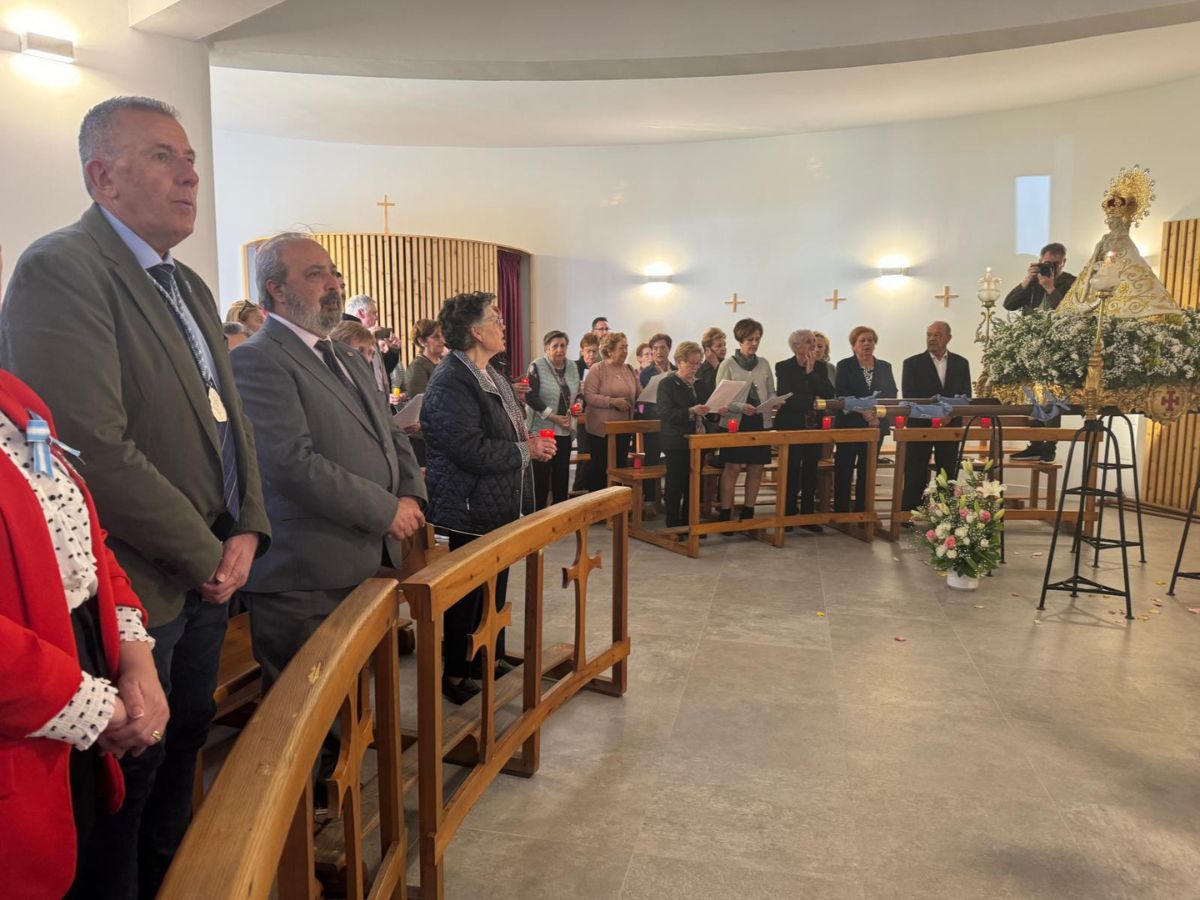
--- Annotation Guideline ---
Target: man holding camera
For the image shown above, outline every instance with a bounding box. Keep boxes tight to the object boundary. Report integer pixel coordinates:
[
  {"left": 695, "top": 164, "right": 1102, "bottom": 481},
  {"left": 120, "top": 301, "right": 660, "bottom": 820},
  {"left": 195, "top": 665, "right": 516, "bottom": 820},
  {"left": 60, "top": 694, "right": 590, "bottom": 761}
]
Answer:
[{"left": 1004, "top": 242, "right": 1076, "bottom": 460}]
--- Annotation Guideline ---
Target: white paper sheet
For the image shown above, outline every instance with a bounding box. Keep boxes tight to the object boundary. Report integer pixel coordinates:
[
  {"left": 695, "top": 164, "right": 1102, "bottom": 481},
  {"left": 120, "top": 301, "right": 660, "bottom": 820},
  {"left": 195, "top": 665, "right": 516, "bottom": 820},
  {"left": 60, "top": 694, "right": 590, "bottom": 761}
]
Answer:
[
  {"left": 704, "top": 379, "right": 750, "bottom": 411},
  {"left": 637, "top": 371, "right": 671, "bottom": 404},
  {"left": 754, "top": 392, "right": 794, "bottom": 416},
  {"left": 393, "top": 392, "right": 423, "bottom": 428}
]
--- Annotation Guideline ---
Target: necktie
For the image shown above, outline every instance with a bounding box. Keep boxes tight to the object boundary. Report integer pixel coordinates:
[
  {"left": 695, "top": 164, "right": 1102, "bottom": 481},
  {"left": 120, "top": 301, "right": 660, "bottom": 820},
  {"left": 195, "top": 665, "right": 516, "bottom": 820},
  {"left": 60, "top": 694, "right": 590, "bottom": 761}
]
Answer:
[
  {"left": 315, "top": 339, "right": 357, "bottom": 393},
  {"left": 147, "top": 264, "right": 240, "bottom": 521}
]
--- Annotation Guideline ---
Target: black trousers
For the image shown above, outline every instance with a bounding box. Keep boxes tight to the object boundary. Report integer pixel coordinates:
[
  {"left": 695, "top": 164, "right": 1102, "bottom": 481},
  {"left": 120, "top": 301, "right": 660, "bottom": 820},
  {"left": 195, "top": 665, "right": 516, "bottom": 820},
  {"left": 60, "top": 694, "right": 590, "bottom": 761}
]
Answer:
[
  {"left": 663, "top": 448, "right": 691, "bottom": 527},
  {"left": 834, "top": 437, "right": 876, "bottom": 513},
  {"left": 534, "top": 435, "right": 573, "bottom": 509},
  {"left": 73, "top": 592, "right": 228, "bottom": 900},
  {"left": 443, "top": 531, "right": 509, "bottom": 679},
  {"left": 587, "top": 431, "right": 631, "bottom": 492},
  {"left": 902, "top": 440, "right": 959, "bottom": 510},
  {"left": 784, "top": 440, "right": 823, "bottom": 515},
  {"left": 641, "top": 431, "right": 662, "bottom": 501},
  {"left": 65, "top": 600, "right": 106, "bottom": 899},
  {"left": 571, "top": 429, "right": 590, "bottom": 492}
]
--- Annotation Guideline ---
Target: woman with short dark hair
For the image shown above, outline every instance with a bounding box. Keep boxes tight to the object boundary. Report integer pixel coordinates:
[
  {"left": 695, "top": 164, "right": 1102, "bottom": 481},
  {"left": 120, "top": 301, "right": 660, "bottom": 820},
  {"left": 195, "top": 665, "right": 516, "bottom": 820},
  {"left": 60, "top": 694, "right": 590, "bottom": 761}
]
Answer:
[
  {"left": 714, "top": 318, "right": 775, "bottom": 527},
  {"left": 421, "top": 292, "right": 555, "bottom": 703},
  {"left": 526, "top": 329, "right": 580, "bottom": 508},
  {"left": 834, "top": 325, "right": 897, "bottom": 512},
  {"left": 657, "top": 341, "right": 711, "bottom": 532}
]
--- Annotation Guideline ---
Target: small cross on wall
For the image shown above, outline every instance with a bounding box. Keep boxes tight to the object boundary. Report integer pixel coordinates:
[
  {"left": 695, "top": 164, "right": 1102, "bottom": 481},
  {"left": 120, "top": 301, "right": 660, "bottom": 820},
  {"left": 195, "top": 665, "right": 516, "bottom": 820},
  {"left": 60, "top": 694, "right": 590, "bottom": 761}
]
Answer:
[
  {"left": 376, "top": 193, "right": 396, "bottom": 234},
  {"left": 935, "top": 285, "right": 960, "bottom": 308},
  {"left": 825, "top": 289, "right": 846, "bottom": 310},
  {"left": 726, "top": 292, "right": 744, "bottom": 312}
]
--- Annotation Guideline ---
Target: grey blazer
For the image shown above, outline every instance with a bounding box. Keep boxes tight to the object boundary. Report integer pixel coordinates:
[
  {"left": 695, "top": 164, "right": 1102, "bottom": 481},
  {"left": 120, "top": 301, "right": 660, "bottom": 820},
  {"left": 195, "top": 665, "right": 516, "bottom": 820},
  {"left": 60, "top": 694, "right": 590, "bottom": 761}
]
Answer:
[
  {"left": 230, "top": 315, "right": 427, "bottom": 594},
  {"left": 0, "top": 204, "right": 271, "bottom": 624}
]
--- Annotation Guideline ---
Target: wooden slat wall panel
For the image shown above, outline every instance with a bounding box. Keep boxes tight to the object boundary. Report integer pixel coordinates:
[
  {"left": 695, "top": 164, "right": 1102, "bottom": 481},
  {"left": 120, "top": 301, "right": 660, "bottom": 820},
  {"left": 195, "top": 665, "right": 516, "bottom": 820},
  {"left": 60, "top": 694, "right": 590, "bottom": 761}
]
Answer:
[
  {"left": 1143, "top": 218, "right": 1200, "bottom": 512},
  {"left": 307, "top": 233, "right": 504, "bottom": 372}
]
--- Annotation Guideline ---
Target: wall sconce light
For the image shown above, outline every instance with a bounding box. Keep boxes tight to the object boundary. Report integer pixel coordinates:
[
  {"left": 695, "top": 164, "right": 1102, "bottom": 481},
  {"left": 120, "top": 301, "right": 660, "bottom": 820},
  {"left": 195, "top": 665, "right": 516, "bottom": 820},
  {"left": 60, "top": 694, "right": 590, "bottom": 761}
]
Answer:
[
  {"left": 643, "top": 262, "right": 673, "bottom": 297},
  {"left": 879, "top": 265, "right": 909, "bottom": 277},
  {"left": 21, "top": 31, "right": 75, "bottom": 63},
  {"left": 0, "top": 30, "right": 75, "bottom": 63},
  {"left": 877, "top": 255, "right": 911, "bottom": 290}
]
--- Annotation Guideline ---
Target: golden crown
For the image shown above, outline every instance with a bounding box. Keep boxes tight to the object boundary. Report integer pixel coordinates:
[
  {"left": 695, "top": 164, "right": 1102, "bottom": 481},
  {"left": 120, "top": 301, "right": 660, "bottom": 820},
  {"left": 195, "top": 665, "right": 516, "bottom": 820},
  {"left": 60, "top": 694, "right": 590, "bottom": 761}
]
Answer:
[{"left": 1102, "top": 165, "right": 1156, "bottom": 227}]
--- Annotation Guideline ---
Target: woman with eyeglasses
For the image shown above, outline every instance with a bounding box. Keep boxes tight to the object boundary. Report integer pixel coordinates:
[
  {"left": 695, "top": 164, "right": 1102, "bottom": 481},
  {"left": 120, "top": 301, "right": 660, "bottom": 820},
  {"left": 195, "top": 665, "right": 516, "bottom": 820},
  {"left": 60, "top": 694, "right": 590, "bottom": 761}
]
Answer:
[
  {"left": 421, "top": 292, "right": 556, "bottom": 704},
  {"left": 525, "top": 329, "right": 581, "bottom": 508},
  {"left": 582, "top": 332, "right": 640, "bottom": 492}
]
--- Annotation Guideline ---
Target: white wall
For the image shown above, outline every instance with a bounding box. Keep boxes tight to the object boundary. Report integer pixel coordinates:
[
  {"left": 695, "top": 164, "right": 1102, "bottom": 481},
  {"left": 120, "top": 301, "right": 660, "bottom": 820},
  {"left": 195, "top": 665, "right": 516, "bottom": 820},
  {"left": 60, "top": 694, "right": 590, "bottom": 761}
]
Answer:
[
  {"left": 0, "top": 0, "right": 217, "bottom": 291},
  {"left": 213, "top": 75, "right": 1200, "bottom": 376}
]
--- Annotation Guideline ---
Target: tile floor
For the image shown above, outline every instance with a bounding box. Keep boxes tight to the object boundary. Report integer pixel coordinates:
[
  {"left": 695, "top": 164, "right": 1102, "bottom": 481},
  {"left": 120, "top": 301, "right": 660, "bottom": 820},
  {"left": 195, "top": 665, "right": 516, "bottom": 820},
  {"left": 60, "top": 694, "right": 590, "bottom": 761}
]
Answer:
[{"left": 432, "top": 513, "right": 1199, "bottom": 899}]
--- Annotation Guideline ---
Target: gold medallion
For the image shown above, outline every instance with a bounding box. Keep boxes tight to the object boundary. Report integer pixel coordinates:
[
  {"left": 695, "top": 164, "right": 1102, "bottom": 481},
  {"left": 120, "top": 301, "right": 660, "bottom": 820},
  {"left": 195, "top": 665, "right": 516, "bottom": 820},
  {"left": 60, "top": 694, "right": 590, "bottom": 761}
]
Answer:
[{"left": 209, "top": 386, "right": 228, "bottom": 423}]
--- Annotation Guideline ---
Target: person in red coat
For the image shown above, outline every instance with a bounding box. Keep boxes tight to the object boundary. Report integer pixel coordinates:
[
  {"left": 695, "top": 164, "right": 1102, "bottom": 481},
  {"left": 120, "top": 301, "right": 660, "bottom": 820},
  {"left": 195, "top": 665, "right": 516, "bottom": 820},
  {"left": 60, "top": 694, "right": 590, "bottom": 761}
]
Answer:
[{"left": 0, "top": 370, "right": 168, "bottom": 898}]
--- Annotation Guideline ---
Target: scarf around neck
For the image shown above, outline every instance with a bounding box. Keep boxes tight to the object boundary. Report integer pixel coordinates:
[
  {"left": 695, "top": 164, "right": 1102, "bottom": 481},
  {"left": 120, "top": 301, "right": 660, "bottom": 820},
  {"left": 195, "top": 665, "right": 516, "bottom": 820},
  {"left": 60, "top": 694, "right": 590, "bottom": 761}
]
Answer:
[{"left": 732, "top": 350, "right": 758, "bottom": 372}]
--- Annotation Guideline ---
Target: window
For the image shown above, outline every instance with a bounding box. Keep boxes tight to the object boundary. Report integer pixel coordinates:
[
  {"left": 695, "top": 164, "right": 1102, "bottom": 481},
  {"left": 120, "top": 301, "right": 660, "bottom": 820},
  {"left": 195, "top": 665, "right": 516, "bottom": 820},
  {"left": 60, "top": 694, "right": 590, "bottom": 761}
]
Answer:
[{"left": 1015, "top": 175, "right": 1051, "bottom": 256}]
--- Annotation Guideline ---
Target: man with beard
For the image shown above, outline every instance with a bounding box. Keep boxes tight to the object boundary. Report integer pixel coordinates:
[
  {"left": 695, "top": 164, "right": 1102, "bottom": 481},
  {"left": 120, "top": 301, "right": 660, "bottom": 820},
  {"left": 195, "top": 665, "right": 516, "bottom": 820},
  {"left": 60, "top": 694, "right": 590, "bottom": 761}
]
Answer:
[{"left": 230, "top": 233, "right": 426, "bottom": 690}]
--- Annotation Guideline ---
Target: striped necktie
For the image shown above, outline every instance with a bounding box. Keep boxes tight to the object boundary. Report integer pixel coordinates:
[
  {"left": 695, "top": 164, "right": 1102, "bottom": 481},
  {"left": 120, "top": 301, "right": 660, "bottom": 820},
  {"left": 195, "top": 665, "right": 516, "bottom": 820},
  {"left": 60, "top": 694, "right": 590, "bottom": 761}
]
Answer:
[{"left": 148, "top": 264, "right": 240, "bottom": 521}]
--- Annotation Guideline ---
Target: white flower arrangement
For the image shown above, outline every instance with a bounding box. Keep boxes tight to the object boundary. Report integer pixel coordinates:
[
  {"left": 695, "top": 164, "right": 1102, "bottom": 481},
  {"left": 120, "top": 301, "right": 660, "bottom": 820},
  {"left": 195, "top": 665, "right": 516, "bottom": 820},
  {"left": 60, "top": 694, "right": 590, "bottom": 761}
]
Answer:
[{"left": 912, "top": 460, "right": 1006, "bottom": 579}]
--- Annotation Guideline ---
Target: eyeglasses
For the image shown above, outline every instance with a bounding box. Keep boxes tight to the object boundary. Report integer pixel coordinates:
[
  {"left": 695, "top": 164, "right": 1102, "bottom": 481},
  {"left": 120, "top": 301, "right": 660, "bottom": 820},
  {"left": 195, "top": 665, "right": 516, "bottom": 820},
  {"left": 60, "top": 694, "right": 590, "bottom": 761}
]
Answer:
[{"left": 477, "top": 314, "right": 505, "bottom": 327}]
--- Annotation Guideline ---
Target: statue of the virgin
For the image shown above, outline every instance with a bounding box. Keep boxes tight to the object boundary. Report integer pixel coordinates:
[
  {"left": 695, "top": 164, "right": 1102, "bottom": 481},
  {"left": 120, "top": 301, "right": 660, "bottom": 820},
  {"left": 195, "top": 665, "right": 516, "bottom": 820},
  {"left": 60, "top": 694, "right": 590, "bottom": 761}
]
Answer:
[{"left": 1056, "top": 165, "right": 1181, "bottom": 319}]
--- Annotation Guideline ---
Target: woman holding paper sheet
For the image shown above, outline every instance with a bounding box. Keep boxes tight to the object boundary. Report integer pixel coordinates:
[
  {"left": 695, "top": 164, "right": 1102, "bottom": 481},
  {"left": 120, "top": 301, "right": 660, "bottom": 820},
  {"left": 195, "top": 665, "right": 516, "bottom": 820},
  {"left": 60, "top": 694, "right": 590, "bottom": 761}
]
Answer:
[
  {"left": 713, "top": 318, "right": 776, "bottom": 528},
  {"left": 657, "top": 341, "right": 714, "bottom": 531},
  {"left": 833, "top": 325, "right": 897, "bottom": 512},
  {"left": 400, "top": 318, "right": 445, "bottom": 466}
]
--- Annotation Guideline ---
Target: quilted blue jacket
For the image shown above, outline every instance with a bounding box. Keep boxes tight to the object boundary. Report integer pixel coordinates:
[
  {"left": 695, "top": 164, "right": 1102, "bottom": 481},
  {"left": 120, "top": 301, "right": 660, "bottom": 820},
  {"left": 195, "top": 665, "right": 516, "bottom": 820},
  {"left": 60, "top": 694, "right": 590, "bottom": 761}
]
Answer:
[{"left": 421, "top": 352, "right": 534, "bottom": 535}]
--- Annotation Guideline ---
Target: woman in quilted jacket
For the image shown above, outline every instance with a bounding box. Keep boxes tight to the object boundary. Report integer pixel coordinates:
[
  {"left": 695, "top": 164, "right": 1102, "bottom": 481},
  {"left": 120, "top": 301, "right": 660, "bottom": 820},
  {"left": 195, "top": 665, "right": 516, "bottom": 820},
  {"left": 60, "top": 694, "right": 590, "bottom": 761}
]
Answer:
[{"left": 420, "top": 292, "right": 556, "bottom": 704}]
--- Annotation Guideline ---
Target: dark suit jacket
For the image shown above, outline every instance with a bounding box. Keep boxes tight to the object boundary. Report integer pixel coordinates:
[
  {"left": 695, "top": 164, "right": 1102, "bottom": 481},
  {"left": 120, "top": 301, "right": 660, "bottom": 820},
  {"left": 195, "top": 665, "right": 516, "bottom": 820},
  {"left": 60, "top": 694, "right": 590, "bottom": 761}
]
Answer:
[
  {"left": 834, "top": 356, "right": 897, "bottom": 436},
  {"left": 0, "top": 204, "right": 270, "bottom": 623},
  {"left": 901, "top": 351, "right": 973, "bottom": 426},
  {"left": 773, "top": 357, "right": 835, "bottom": 431},
  {"left": 231, "top": 316, "right": 426, "bottom": 594}
]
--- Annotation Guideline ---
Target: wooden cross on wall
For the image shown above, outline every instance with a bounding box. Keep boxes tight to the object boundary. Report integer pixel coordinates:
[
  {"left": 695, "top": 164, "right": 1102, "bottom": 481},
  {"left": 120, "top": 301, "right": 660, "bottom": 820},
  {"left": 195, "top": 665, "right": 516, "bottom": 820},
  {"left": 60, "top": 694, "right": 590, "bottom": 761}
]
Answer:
[
  {"left": 825, "top": 289, "right": 846, "bottom": 310},
  {"left": 376, "top": 193, "right": 396, "bottom": 234},
  {"left": 726, "top": 292, "right": 744, "bottom": 313},
  {"left": 935, "top": 285, "right": 960, "bottom": 308}
]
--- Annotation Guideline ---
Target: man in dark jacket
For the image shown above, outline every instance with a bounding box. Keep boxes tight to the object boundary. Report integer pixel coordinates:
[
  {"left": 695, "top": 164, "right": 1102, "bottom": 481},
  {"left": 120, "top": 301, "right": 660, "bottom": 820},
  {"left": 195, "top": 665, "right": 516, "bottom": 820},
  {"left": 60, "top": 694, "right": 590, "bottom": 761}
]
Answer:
[
  {"left": 900, "top": 321, "right": 972, "bottom": 512},
  {"left": 775, "top": 330, "right": 835, "bottom": 529}
]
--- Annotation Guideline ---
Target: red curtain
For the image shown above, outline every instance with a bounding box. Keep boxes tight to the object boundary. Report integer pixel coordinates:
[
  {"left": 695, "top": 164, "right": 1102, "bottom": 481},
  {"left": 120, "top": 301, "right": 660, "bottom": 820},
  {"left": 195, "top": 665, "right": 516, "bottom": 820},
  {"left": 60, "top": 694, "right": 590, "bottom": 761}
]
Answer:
[{"left": 497, "top": 249, "right": 523, "bottom": 379}]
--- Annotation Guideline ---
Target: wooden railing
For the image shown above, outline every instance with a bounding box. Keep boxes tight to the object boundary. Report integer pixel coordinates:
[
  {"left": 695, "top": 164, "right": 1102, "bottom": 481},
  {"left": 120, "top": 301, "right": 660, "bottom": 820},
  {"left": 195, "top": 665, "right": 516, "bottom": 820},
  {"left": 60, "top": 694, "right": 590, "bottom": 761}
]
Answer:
[
  {"left": 164, "top": 489, "right": 632, "bottom": 899},
  {"left": 160, "top": 577, "right": 408, "bottom": 900},
  {"left": 401, "top": 485, "right": 631, "bottom": 898}
]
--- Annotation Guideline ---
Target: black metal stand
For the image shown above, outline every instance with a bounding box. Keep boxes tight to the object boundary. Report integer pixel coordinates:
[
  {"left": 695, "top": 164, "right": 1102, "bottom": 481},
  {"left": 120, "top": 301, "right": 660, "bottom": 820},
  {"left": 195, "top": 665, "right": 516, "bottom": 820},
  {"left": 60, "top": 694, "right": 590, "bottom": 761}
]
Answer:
[
  {"left": 956, "top": 415, "right": 1006, "bottom": 565},
  {"left": 1089, "top": 413, "right": 1146, "bottom": 566},
  {"left": 1038, "top": 418, "right": 1133, "bottom": 619},
  {"left": 1167, "top": 466, "right": 1200, "bottom": 596}
]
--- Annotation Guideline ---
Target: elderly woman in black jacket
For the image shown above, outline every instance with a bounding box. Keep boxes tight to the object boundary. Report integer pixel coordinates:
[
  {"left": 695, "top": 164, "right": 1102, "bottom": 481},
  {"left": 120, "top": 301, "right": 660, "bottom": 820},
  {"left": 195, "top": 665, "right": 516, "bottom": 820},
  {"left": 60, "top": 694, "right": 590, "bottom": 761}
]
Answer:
[
  {"left": 421, "top": 292, "right": 555, "bottom": 704},
  {"left": 774, "top": 329, "right": 835, "bottom": 531},
  {"left": 657, "top": 341, "right": 717, "bottom": 531}
]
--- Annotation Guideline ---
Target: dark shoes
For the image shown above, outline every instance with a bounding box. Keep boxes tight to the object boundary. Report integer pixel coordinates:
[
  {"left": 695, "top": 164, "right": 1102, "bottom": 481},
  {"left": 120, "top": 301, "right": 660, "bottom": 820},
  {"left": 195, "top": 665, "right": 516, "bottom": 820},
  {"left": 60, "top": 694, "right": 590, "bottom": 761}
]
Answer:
[
  {"left": 1011, "top": 444, "right": 1043, "bottom": 460},
  {"left": 803, "top": 524, "right": 823, "bottom": 534},
  {"left": 441, "top": 675, "right": 481, "bottom": 705},
  {"left": 1039, "top": 446, "right": 1057, "bottom": 462},
  {"left": 495, "top": 659, "right": 516, "bottom": 678},
  {"left": 877, "top": 457, "right": 893, "bottom": 465}
]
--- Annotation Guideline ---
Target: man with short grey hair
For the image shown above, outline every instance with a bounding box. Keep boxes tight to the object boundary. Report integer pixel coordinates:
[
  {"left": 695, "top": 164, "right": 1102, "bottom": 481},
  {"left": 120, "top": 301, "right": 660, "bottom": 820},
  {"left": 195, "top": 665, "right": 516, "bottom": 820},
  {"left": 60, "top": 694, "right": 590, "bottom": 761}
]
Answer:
[
  {"left": 1, "top": 95, "right": 270, "bottom": 895},
  {"left": 346, "top": 292, "right": 401, "bottom": 390},
  {"left": 231, "top": 233, "right": 425, "bottom": 692},
  {"left": 900, "top": 320, "right": 972, "bottom": 512}
]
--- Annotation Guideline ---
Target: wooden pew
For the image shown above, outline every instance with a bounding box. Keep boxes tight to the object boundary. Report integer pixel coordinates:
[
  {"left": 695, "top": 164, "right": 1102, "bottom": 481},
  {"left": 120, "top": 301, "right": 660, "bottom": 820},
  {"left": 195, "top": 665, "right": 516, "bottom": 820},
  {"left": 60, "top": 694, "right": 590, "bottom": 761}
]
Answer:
[
  {"left": 161, "top": 578, "right": 409, "bottom": 900},
  {"left": 883, "top": 426, "right": 1090, "bottom": 542}
]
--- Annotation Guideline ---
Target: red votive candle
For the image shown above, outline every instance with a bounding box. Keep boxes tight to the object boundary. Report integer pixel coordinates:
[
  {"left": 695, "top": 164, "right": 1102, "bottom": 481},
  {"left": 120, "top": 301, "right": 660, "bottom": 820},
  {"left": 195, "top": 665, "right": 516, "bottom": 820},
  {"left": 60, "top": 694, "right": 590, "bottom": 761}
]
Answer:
[
  {"left": 821, "top": 416, "right": 833, "bottom": 430},
  {"left": 981, "top": 417, "right": 992, "bottom": 428},
  {"left": 728, "top": 418, "right": 739, "bottom": 433},
  {"left": 539, "top": 429, "right": 554, "bottom": 439},
  {"left": 894, "top": 415, "right": 906, "bottom": 429},
  {"left": 633, "top": 456, "right": 643, "bottom": 468},
  {"left": 932, "top": 417, "right": 943, "bottom": 428},
  {"left": 571, "top": 402, "right": 582, "bottom": 415},
  {"left": 520, "top": 377, "right": 529, "bottom": 385}
]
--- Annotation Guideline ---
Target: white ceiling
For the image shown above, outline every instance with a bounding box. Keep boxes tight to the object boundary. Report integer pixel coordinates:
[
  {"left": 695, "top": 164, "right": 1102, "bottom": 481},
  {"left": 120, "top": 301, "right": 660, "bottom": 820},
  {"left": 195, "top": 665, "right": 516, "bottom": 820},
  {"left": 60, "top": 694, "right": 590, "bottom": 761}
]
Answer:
[{"left": 141, "top": 0, "right": 1200, "bottom": 146}]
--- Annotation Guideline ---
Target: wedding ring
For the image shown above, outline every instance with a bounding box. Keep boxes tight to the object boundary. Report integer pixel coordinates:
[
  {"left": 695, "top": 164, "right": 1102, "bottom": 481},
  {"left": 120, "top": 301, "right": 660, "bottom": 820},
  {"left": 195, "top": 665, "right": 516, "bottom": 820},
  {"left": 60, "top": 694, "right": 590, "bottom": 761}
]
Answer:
[{"left": 150, "top": 730, "right": 163, "bottom": 742}]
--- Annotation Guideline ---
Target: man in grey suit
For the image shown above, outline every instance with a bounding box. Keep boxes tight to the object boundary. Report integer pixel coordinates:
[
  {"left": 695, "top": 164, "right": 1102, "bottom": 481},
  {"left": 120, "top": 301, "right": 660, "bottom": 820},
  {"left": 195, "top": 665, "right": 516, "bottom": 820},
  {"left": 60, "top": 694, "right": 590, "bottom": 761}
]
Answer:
[
  {"left": 231, "top": 233, "right": 427, "bottom": 689},
  {"left": 0, "top": 96, "right": 270, "bottom": 896}
]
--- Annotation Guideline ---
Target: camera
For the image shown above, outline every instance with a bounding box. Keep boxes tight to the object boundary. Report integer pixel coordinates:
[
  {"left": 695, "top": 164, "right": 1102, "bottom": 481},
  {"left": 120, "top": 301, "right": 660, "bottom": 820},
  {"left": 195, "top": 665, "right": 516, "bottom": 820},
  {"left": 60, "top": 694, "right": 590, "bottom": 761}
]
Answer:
[{"left": 1037, "top": 262, "right": 1056, "bottom": 277}]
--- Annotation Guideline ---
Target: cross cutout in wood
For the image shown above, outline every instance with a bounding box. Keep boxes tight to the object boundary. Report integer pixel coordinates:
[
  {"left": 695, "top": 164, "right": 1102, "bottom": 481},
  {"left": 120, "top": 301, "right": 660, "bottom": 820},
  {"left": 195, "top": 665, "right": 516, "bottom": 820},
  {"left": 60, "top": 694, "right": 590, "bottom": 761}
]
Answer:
[
  {"left": 562, "top": 528, "right": 604, "bottom": 672},
  {"left": 935, "top": 285, "right": 960, "bottom": 308},
  {"left": 376, "top": 193, "right": 396, "bottom": 234},
  {"left": 725, "top": 292, "right": 744, "bottom": 313},
  {"left": 466, "top": 576, "right": 513, "bottom": 763},
  {"left": 825, "top": 289, "right": 847, "bottom": 310}
]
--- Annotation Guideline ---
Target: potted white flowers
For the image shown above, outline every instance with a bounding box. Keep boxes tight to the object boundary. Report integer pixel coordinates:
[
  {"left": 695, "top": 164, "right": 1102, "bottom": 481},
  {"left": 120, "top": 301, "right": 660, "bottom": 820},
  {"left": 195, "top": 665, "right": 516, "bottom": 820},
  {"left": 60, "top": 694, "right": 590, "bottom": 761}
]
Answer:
[{"left": 911, "top": 460, "right": 1006, "bottom": 590}]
